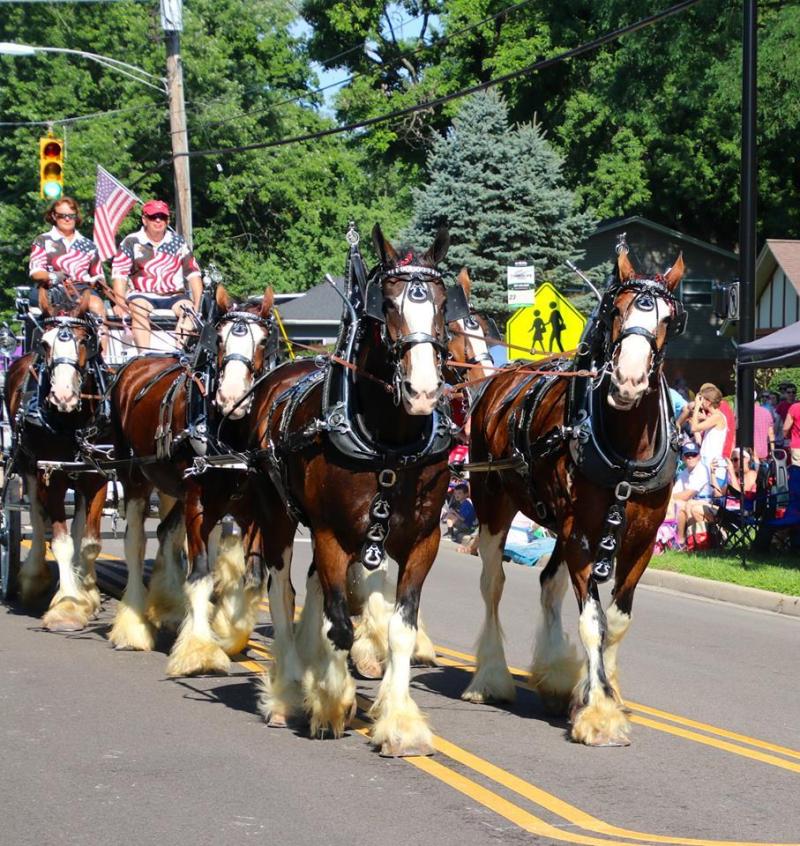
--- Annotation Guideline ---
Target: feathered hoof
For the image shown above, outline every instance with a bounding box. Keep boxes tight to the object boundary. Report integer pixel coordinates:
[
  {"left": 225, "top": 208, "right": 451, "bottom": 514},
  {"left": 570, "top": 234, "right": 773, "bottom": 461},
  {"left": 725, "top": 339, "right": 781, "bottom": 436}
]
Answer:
[
  {"left": 462, "top": 668, "right": 516, "bottom": 704},
  {"left": 570, "top": 698, "right": 631, "bottom": 747},
  {"left": 412, "top": 625, "right": 438, "bottom": 667},
  {"left": 166, "top": 635, "right": 231, "bottom": 678},
  {"left": 108, "top": 605, "right": 156, "bottom": 651},
  {"left": 85, "top": 586, "right": 102, "bottom": 618},
  {"left": 530, "top": 653, "right": 583, "bottom": 716},
  {"left": 257, "top": 674, "right": 303, "bottom": 728},
  {"left": 371, "top": 711, "right": 434, "bottom": 758},
  {"left": 351, "top": 652, "right": 384, "bottom": 679},
  {"left": 211, "top": 591, "right": 258, "bottom": 656},
  {"left": 145, "top": 592, "right": 186, "bottom": 631},
  {"left": 42, "top": 598, "right": 89, "bottom": 632},
  {"left": 305, "top": 680, "right": 356, "bottom": 740}
]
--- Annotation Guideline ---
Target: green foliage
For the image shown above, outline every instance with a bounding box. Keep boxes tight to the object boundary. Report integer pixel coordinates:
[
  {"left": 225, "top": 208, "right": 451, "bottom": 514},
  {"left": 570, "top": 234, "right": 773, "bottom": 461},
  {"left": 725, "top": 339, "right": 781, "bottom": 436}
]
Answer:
[
  {"left": 0, "top": 0, "right": 413, "bottom": 311},
  {"left": 403, "top": 90, "right": 594, "bottom": 317}
]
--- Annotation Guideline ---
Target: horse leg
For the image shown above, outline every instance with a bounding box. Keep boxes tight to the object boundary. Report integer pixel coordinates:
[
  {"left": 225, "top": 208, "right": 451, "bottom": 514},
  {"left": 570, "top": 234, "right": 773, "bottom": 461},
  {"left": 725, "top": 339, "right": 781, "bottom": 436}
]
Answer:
[
  {"left": 109, "top": 492, "right": 155, "bottom": 651},
  {"left": 529, "top": 546, "right": 583, "bottom": 715},
  {"left": 146, "top": 491, "right": 186, "bottom": 628},
  {"left": 294, "top": 534, "right": 355, "bottom": 739},
  {"left": 42, "top": 479, "right": 94, "bottom": 632},
  {"left": 603, "top": 537, "right": 659, "bottom": 709},
  {"left": 75, "top": 479, "right": 107, "bottom": 619},
  {"left": 258, "top": 533, "right": 304, "bottom": 728},
  {"left": 18, "top": 474, "right": 52, "bottom": 604},
  {"left": 349, "top": 559, "right": 391, "bottom": 678},
  {"left": 567, "top": 553, "right": 630, "bottom": 747},
  {"left": 167, "top": 495, "right": 230, "bottom": 677},
  {"left": 463, "top": 506, "right": 517, "bottom": 704},
  {"left": 370, "top": 531, "right": 438, "bottom": 757}
]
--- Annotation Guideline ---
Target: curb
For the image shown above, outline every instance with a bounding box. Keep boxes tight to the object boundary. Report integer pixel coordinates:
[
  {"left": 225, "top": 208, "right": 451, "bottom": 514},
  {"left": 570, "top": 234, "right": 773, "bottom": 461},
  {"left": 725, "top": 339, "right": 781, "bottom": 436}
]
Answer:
[{"left": 640, "top": 567, "right": 800, "bottom": 618}]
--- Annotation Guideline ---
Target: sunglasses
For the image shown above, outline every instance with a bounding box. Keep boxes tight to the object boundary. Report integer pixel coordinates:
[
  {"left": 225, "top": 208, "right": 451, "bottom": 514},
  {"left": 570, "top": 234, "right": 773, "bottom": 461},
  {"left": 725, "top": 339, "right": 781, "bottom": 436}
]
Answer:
[
  {"left": 54, "top": 212, "right": 78, "bottom": 220},
  {"left": 145, "top": 213, "right": 169, "bottom": 222}
]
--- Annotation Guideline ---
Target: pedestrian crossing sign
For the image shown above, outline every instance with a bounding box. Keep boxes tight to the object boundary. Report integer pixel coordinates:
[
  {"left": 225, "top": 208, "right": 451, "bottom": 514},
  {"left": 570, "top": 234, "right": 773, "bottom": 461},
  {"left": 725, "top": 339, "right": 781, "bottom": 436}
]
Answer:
[{"left": 505, "top": 282, "right": 587, "bottom": 361}]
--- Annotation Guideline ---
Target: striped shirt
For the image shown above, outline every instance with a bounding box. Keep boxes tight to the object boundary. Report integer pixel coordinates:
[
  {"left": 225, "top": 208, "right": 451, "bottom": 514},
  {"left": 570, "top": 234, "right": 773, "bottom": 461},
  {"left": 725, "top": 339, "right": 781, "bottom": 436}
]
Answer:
[
  {"left": 29, "top": 227, "right": 104, "bottom": 284},
  {"left": 111, "top": 228, "right": 200, "bottom": 296}
]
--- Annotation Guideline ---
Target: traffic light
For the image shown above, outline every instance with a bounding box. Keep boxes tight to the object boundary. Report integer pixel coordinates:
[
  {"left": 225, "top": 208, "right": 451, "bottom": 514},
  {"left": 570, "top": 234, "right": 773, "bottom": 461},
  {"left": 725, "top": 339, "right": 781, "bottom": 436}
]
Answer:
[{"left": 39, "top": 136, "right": 64, "bottom": 200}]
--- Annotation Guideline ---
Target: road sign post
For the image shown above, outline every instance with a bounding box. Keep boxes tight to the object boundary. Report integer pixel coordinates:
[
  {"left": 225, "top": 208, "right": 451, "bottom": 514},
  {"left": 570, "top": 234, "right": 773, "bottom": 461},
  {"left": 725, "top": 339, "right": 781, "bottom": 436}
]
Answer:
[{"left": 505, "top": 282, "right": 587, "bottom": 361}]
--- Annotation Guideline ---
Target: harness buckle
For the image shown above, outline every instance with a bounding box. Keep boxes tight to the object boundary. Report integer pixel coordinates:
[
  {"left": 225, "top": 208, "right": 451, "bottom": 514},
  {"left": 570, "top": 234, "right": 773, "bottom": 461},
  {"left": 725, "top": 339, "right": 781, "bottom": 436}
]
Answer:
[
  {"left": 366, "top": 523, "right": 386, "bottom": 542},
  {"left": 599, "top": 535, "right": 617, "bottom": 553},
  {"left": 615, "top": 480, "right": 632, "bottom": 501},
  {"left": 378, "top": 469, "right": 397, "bottom": 489},
  {"left": 372, "top": 497, "right": 391, "bottom": 519}
]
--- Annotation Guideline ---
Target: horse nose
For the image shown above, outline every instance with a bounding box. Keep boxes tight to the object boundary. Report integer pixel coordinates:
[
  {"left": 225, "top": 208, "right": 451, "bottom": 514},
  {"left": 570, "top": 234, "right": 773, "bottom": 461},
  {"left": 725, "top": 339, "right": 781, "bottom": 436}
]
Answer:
[{"left": 403, "top": 379, "right": 443, "bottom": 400}]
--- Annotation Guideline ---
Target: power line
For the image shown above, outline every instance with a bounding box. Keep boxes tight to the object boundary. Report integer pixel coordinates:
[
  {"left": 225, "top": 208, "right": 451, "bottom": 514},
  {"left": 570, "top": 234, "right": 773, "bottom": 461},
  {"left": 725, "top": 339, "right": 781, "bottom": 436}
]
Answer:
[
  {"left": 178, "top": 0, "right": 705, "bottom": 161},
  {"left": 0, "top": 104, "right": 154, "bottom": 128}
]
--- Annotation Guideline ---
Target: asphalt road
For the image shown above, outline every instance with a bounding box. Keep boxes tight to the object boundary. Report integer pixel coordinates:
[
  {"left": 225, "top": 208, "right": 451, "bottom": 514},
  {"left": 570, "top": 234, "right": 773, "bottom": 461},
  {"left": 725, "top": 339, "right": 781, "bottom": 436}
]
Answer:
[{"left": 1, "top": 532, "right": 798, "bottom": 846}]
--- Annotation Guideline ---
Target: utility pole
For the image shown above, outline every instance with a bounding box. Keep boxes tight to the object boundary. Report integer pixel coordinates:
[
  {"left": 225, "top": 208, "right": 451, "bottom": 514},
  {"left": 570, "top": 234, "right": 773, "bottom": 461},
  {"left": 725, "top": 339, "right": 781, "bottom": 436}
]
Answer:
[
  {"left": 161, "top": 0, "right": 192, "bottom": 246},
  {"left": 736, "top": 0, "right": 757, "bottom": 452}
]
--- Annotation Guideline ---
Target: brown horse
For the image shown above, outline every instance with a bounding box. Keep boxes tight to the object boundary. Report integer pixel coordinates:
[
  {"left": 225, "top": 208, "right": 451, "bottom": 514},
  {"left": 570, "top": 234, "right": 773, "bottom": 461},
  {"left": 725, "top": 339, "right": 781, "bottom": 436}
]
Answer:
[
  {"left": 462, "top": 250, "right": 686, "bottom": 746},
  {"left": 246, "top": 224, "right": 472, "bottom": 755},
  {"left": 4, "top": 289, "right": 108, "bottom": 630},
  {"left": 107, "top": 286, "right": 275, "bottom": 675},
  {"left": 346, "top": 267, "right": 499, "bottom": 678}
]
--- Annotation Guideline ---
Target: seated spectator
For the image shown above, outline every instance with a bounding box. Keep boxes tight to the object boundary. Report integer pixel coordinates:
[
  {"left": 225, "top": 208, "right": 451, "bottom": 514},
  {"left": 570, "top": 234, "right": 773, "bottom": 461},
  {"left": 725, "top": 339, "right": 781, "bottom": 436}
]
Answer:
[
  {"left": 670, "top": 441, "right": 712, "bottom": 547},
  {"left": 442, "top": 482, "right": 478, "bottom": 542},
  {"left": 723, "top": 448, "right": 758, "bottom": 509}
]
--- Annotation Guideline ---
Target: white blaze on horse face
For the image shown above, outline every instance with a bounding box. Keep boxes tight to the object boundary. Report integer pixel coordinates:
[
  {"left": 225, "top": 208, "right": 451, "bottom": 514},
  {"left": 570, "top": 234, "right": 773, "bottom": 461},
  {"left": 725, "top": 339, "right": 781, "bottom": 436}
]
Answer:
[
  {"left": 460, "top": 318, "right": 496, "bottom": 378},
  {"left": 42, "top": 326, "right": 81, "bottom": 412},
  {"left": 609, "top": 297, "right": 671, "bottom": 409},
  {"left": 394, "top": 294, "right": 442, "bottom": 415},
  {"left": 215, "top": 321, "right": 264, "bottom": 419}
]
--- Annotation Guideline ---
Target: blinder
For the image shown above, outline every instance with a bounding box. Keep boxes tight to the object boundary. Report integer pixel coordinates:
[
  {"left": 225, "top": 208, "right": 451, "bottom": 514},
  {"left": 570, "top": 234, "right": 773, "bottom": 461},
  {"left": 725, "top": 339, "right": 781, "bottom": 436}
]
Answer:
[{"left": 365, "top": 278, "right": 471, "bottom": 325}]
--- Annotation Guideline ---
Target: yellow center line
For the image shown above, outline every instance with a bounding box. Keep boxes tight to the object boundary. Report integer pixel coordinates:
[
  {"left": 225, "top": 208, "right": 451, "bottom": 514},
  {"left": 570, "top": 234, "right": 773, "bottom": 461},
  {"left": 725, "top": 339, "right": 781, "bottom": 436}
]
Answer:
[
  {"left": 432, "top": 644, "right": 800, "bottom": 765},
  {"left": 237, "top": 643, "right": 797, "bottom": 846}
]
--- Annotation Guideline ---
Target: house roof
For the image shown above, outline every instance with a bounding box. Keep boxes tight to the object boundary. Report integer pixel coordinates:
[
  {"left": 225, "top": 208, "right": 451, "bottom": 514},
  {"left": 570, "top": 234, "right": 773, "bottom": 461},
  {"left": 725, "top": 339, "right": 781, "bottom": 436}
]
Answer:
[
  {"left": 275, "top": 275, "right": 346, "bottom": 324},
  {"left": 755, "top": 239, "right": 800, "bottom": 301},
  {"left": 591, "top": 215, "right": 738, "bottom": 260}
]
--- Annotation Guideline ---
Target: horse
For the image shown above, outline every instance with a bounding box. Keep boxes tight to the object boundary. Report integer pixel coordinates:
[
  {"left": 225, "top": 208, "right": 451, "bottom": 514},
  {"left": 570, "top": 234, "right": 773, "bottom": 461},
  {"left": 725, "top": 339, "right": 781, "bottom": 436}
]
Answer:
[
  {"left": 461, "top": 249, "right": 686, "bottom": 746},
  {"left": 245, "top": 224, "right": 471, "bottom": 756},
  {"left": 346, "top": 267, "right": 500, "bottom": 678},
  {"left": 4, "top": 288, "right": 108, "bottom": 631},
  {"left": 106, "top": 285, "right": 276, "bottom": 677}
]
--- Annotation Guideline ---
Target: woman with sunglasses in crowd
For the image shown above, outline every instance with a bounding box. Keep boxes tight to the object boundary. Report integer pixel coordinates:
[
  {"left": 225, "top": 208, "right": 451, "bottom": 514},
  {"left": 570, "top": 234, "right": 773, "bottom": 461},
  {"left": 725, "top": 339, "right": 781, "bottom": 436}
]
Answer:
[
  {"left": 110, "top": 199, "right": 201, "bottom": 351},
  {"left": 28, "top": 197, "right": 108, "bottom": 338}
]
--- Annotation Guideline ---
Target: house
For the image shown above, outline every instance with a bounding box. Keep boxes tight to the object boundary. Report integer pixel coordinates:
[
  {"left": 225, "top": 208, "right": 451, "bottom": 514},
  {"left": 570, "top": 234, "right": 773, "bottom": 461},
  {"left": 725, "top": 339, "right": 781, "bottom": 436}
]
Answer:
[
  {"left": 753, "top": 240, "right": 800, "bottom": 335},
  {"left": 273, "top": 275, "right": 345, "bottom": 346},
  {"left": 582, "top": 216, "right": 740, "bottom": 393}
]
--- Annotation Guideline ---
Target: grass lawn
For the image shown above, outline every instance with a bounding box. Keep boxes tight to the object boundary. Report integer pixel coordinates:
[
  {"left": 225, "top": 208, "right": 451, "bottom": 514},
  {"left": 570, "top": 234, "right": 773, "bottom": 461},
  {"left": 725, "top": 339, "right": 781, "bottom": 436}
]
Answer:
[{"left": 649, "top": 548, "right": 800, "bottom": 596}]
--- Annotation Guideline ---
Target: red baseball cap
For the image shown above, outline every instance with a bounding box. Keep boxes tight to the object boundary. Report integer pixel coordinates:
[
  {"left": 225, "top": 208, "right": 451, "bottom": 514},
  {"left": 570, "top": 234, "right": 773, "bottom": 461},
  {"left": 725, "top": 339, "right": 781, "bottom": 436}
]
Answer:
[{"left": 142, "top": 199, "right": 170, "bottom": 217}]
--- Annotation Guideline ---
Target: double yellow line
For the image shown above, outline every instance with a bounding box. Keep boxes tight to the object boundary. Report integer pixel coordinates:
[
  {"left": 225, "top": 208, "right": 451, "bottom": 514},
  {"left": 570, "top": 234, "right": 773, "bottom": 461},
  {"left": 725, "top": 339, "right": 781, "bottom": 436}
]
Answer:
[{"left": 240, "top": 606, "right": 799, "bottom": 846}]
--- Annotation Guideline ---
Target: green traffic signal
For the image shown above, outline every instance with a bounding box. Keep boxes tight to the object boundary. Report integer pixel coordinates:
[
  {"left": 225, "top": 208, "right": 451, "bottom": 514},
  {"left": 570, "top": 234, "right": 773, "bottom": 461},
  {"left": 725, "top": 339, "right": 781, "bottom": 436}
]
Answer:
[{"left": 39, "top": 135, "right": 64, "bottom": 199}]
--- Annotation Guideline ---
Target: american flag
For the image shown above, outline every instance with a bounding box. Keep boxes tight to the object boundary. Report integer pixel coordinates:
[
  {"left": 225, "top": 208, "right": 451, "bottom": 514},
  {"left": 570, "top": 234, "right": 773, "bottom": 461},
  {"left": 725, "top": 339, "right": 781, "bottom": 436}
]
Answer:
[{"left": 93, "top": 165, "right": 138, "bottom": 261}]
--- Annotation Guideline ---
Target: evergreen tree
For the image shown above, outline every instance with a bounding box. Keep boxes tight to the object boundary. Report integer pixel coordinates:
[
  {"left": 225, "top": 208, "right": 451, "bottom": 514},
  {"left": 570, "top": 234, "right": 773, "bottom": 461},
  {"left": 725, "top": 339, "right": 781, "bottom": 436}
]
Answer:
[{"left": 404, "top": 90, "right": 594, "bottom": 317}]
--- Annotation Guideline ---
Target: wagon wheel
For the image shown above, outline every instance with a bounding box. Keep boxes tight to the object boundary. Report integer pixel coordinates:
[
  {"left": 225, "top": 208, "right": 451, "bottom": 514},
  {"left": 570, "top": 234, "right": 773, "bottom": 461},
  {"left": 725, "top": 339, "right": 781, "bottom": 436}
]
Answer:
[{"left": 0, "top": 474, "right": 22, "bottom": 601}]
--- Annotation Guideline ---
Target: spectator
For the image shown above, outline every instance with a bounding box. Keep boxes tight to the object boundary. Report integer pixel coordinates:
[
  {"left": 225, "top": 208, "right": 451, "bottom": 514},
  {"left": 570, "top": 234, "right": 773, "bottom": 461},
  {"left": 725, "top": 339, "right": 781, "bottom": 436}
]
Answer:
[
  {"left": 680, "top": 383, "right": 728, "bottom": 469},
  {"left": 668, "top": 385, "right": 687, "bottom": 421},
  {"left": 670, "top": 441, "right": 712, "bottom": 547},
  {"left": 783, "top": 394, "right": 800, "bottom": 465},
  {"left": 723, "top": 448, "right": 758, "bottom": 509},
  {"left": 761, "top": 391, "right": 784, "bottom": 448},
  {"left": 752, "top": 397, "right": 775, "bottom": 461},
  {"left": 442, "top": 482, "right": 478, "bottom": 542},
  {"left": 776, "top": 383, "right": 797, "bottom": 425}
]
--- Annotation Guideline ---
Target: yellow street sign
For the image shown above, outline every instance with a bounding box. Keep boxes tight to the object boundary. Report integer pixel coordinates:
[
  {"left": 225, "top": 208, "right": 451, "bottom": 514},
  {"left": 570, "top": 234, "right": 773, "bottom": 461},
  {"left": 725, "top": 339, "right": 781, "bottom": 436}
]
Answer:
[{"left": 505, "top": 282, "right": 587, "bottom": 361}]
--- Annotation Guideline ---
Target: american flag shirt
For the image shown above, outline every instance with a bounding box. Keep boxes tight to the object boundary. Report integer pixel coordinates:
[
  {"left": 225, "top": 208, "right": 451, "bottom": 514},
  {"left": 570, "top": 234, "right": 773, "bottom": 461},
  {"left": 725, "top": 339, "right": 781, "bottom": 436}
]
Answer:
[
  {"left": 111, "top": 228, "right": 201, "bottom": 295},
  {"left": 29, "top": 227, "right": 104, "bottom": 284}
]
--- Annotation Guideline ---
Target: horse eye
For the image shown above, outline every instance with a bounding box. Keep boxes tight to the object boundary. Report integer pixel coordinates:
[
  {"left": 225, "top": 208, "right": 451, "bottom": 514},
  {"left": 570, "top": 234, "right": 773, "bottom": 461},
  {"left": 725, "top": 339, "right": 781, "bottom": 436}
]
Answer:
[{"left": 465, "top": 317, "right": 479, "bottom": 330}]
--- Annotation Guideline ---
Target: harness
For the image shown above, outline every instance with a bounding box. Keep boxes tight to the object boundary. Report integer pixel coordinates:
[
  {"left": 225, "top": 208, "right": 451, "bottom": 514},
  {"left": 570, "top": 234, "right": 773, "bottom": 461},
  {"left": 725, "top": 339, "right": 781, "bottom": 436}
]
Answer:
[{"left": 263, "top": 223, "right": 469, "bottom": 569}]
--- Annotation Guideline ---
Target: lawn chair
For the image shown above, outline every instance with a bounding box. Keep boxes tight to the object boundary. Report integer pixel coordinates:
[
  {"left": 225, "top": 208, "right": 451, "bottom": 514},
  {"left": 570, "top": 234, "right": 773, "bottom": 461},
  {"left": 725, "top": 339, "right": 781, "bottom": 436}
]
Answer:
[{"left": 753, "top": 465, "right": 800, "bottom": 552}]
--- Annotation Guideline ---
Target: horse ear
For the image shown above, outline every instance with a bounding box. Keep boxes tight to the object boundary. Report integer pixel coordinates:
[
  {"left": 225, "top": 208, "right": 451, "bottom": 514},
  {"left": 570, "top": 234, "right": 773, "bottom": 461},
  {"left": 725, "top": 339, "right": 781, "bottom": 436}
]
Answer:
[
  {"left": 76, "top": 288, "right": 93, "bottom": 318},
  {"left": 457, "top": 267, "right": 472, "bottom": 299},
  {"left": 216, "top": 284, "right": 232, "bottom": 314},
  {"left": 426, "top": 227, "right": 449, "bottom": 266},
  {"left": 372, "top": 223, "right": 399, "bottom": 267},
  {"left": 664, "top": 253, "right": 685, "bottom": 291},
  {"left": 617, "top": 251, "right": 636, "bottom": 282},
  {"left": 38, "top": 286, "right": 52, "bottom": 319},
  {"left": 260, "top": 286, "right": 274, "bottom": 319}
]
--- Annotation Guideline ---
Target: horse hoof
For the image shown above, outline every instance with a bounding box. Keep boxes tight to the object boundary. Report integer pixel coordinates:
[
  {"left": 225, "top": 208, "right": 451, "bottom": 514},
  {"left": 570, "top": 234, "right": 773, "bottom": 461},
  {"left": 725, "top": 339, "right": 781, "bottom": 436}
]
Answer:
[
  {"left": 379, "top": 740, "right": 434, "bottom": 758},
  {"left": 352, "top": 656, "right": 383, "bottom": 679},
  {"left": 42, "top": 603, "right": 87, "bottom": 632},
  {"left": 44, "top": 617, "right": 85, "bottom": 633},
  {"left": 267, "top": 713, "right": 288, "bottom": 728}
]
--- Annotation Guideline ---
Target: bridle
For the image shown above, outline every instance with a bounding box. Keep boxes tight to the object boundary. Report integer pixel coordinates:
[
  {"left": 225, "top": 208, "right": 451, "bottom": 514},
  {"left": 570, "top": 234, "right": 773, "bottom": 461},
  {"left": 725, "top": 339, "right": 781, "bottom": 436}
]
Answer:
[
  {"left": 364, "top": 263, "right": 471, "bottom": 402},
  {"left": 597, "top": 276, "right": 686, "bottom": 388},
  {"left": 216, "top": 311, "right": 275, "bottom": 374},
  {"left": 40, "top": 316, "right": 96, "bottom": 410}
]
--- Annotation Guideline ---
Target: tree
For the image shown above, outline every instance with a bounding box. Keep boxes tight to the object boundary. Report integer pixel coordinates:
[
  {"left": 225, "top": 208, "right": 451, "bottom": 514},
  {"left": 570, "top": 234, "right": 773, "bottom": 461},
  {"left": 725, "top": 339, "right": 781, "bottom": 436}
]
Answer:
[{"left": 403, "top": 90, "right": 594, "bottom": 317}]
